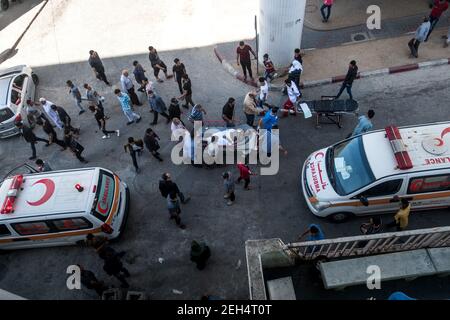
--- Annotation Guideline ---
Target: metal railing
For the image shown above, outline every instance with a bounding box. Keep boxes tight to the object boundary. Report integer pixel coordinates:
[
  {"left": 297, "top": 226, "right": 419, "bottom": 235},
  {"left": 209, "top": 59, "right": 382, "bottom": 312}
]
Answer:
[{"left": 283, "top": 226, "right": 450, "bottom": 261}]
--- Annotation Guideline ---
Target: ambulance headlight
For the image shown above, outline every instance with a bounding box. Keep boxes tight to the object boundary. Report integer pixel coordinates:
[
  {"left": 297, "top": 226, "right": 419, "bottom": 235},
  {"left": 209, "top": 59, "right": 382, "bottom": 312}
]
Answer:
[{"left": 312, "top": 201, "right": 331, "bottom": 211}]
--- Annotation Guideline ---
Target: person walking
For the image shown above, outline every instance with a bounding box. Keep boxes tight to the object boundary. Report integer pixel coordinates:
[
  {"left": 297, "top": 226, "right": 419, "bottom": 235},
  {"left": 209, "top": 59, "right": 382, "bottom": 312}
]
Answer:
[
  {"left": 25, "top": 99, "right": 45, "bottom": 128},
  {"left": 260, "top": 107, "right": 279, "bottom": 131},
  {"left": 167, "top": 192, "right": 186, "bottom": 229},
  {"left": 132, "top": 60, "right": 147, "bottom": 87},
  {"left": 15, "top": 122, "right": 49, "bottom": 160},
  {"left": 144, "top": 128, "right": 163, "bottom": 162},
  {"left": 66, "top": 80, "right": 86, "bottom": 115},
  {"left": 101, "top": 249, "right": 131, "bottom": 289},
  {"left": 190, "top": 240, "right": 211, "bottom": 270},
  {"left": 236, "top": 163, "right": 254, "bottom": 190},
  {"left": 51, "top": 104, "right": 80, "bottom": 135},
  {"left": 294, "top": 48, "right": 303, "bottom": 64},
  {"left": 236, "top": 41, "right": 257, "bottom": 81},
  {"left": 262, "top": 53, "right": 277, "bottom": 82},
  {"left": 37, "top": 117, "right": 67, "bottom": 150},
  {"left": 387, "top": 198, "right": 411, "bottom": 231},
  {"left": 120, "top": 70, "right": 142, "bottom": 106},
  {"left": 84, "top": 83, "right": 105, "bottom": 114},
  {"left": 35, "top": 159, "right": 52, "bottom": 172},
  {"left": 320, "top": 0, "right": 334, "bottom": 22},
  {"left": 172, "top": 58, "right": 187, "bottom": 94},
  {"left": 168, "top": 98, "right": 183, "bottom": 123},
  {"left": 426, "top": 0, "right": 449, "bottom": 41},
  {"left": 282, "top": 79, "right": 301, "bottom": 117},
  {"left": 159, "top": 172, "right": 191, "bottom": 204},
  {"left": 288, "top": 59, "right": 303, "bottom": 89},
  {"left": 39, "top": 98, "right": 64, "bottom": 129},
  {"left": 188, "top": 104, "right": 206, "bottom": 125},
  {"left": 78, "top": 264, "right": 109, "bottom": 298},
  {"left": 409, "top": 17, "right": 431, "bottom": 58},
  {"left": 223, "top": 172, "right": 235, "bottom": 206},
  {"left": 298, "top": 224, "right": 325, "bottom": 241},
  {"left": 114, "top": 89, "right": 142, "bottom": 125},
  {"left": 243, "top": 91, "right": 262, "bottom": 127},
  {"left": 64, "top": 128, "right": 88, "bottom": 163},
  {"left": 258, "top": 77, "right": 269, "bottom": 108},
  {"left": 124, "top": 137, "right": 143, "bottom": 173},
  {"left": 222, "top": 98, "right": 235, "bottom": 128},
  {"left": 88, "top": 50, "right": 110, "bottom": 85},
  {"left": 148, "top": 46, "right": 173, "bottom": 83},
  {"left": 147, "top": 90, "right": 170, "bottom": 125},
  {"left": 334, "top": 60, "right": 358, "bottom": 100},
  {"left": 350, "top": 109, "right": 375, "bottom": 137},
  {"left": 259, "top": 124, "right": 288, "bottom": 157},
  {"left": 89, "top": 105, "right": 120, "bottom": 139},
  {"left": 178, "top": 74, "right": 195, "bottom": 109}
]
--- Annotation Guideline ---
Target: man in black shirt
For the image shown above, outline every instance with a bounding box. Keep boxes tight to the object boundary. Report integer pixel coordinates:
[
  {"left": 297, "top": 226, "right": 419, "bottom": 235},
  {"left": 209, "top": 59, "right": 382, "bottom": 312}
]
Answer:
[
  {"left": 148, "top": 46, "right": 173, "bottom": 83},
  {"left": 179, "top": 74, "right": 194, "bottom": 109},
  {"left": 335, "top": 60, "right": 358, "bottom": 100},
  {"left": 143, "top": 128, "right": 163, "bottom": 162},
  {"left": 168, "top": 98, "right": 183, "bottom": 122},
  {"left": 222, "top": 97, "right": 235, "bottom": 127},
  {"left": 88, "top": 50, "right": 110, "bottom": 86},
  {"left": 15, "top": 122, "right": 49, "bottom": 160},
  {"left": 88, "top": 105, "right": 120, "bottom": 139},
  {"left": 51, "top": 105, "right": 80, "bottom": 135},
  {"left": 159, "top": 172, "right": 190, "bottom": 204},
  {"left": 172, "top": 58, "right": 187, "bottom": 94},
  {"left": 37, "top": 118, "right": 66, "bottom": 149},
  {"left": 78, "top": 264, "right": 108, "bottom": 298}
]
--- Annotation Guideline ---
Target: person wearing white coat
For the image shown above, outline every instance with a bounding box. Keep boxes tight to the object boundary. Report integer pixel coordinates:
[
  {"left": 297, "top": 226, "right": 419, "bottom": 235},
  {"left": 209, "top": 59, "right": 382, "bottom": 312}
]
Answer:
[{"left": 39, "top": 98, "right": 64, "bottom": 129}]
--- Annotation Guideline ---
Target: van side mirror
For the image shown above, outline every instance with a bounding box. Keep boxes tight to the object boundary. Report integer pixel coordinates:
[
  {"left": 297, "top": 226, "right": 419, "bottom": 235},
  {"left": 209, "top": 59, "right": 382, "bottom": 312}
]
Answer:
[{"left": 359, "top": 196, "right": 369, "bottom": 207}]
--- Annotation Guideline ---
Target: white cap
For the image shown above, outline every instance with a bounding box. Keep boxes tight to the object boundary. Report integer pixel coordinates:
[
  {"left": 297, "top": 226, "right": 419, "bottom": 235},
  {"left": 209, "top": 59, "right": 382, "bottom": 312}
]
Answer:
[{"left": 39, "top": 97, "right": 46, "bottom": 103}]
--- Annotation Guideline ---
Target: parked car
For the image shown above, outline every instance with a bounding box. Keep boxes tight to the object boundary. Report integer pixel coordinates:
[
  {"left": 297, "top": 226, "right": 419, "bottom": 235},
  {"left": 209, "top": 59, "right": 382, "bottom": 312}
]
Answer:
[{"left": 0, "top": 65, "right": 38, "bottom": 138}]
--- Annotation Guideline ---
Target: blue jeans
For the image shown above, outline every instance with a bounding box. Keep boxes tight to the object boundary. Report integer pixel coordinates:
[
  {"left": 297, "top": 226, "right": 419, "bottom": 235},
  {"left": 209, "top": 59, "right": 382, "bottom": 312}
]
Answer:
[
  {"left": 264, "top": 70, "right": 275, "bottom": 81},
  {"left": 75, "top": 99, "right": 85, "bottom": 111},
  {"left": 335, "top": 82, "right": 353, "bottom": 100},
  {"left": 320, "top": 4, "right": 332, "bottom": 21},
  {"left": 245, "top": 113, "right": 255, "bottom": 127}
]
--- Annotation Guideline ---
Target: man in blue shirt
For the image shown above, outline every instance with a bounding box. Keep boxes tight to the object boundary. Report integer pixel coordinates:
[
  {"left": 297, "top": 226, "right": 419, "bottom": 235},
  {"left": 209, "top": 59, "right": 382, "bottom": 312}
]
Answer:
[
  {"left": 114, "top": 89, "right": 141, "bottom": 125},
  {"left": 261, "top": 107, "right": 278, "bottom": 130},
  {"left": 351, "top": 109, "right": 375, "bottom": 137},
  {"left": 298, "top": 224, "right": 325, "bottom": 241}
]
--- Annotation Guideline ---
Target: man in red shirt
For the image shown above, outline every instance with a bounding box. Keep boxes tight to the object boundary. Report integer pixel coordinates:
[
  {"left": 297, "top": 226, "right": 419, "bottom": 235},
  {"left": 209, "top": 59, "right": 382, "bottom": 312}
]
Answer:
[
  {"left": 236, "top": 163, "right": 255, "bottom": 190},
  {"left": 236, "top": 41, "right": 257, "bottom": 81},
  {"left": 426, "top": 0, "right": 449, "bottom": 41}
]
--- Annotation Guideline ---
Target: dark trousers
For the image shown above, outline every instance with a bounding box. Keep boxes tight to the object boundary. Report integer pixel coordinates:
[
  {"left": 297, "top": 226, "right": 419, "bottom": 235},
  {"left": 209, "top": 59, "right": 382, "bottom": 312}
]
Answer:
[
  {"left": 113, "top": 267, "right": 130, "bottom": 288},
  {"left": 408, "top": 38, "right": 421, "bottom": 57},
  {"left": 74, "top": 149, "right": 86, "bottom": 162},
  {"left": 152, "top": 111, "right": 170, "bottom": 124},
  {"left": 426, "top": 15, "right": 440, "bottom": 41},
  {"left": 238, "top": 177, "right": 250, "bottom": 189},
  {"left": 130, "top": 151, "right": 139, "bottom": 171},
  {"left": 240, "top": 60, "right": 253, "bottom": 79},
  {"left": 29, "top": 137, "right": 49, "bottom": 158},
  {"left": 229, "top": 191, "right": 236, "bottom": 202},
  {"left": 176, "top": 76, "right": 183, "bottom": 94},
  {"left": 151, "top": 150, "right": 163, "bottom": 161},
  {"left": 169, "top": 209, "right": 182, "bottom": 225},
  {"left": 127, "top": 87, "right": 141, "bottom": 106},
  {"left": 183, "top": 94, "right": 195, "bottom": 108},
  {"left": 335, "top": 82, "right": 353, "bottom": 100},
  {"left": 153, "top": 61, "right": 167, "bottom": 78},
  {"left": 387, "top": 220, "right": 403, "bottom": 232},
  {"left": 288, "top": 70, "right": 301, "bottom": 89},
  {"left": 95, "top": 68, "right": 110, "bottom": 85},
  {"left": 102, "top": 128, "right": 116, "bottom": 136},
  {"left": 320, "top": 4, "right": 332, "bottom": 21},
  {"left": 49, "top": 133, "right": 66, "bottom": 148},
  {"left": 245, "top": 113, "right": 255, "bottom": 127}
]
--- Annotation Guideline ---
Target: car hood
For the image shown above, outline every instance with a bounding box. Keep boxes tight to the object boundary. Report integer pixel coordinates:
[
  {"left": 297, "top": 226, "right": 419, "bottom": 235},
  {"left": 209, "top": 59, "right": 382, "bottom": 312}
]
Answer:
[{"left": 304, "top": 148, "right": 339, "bottom": 200}]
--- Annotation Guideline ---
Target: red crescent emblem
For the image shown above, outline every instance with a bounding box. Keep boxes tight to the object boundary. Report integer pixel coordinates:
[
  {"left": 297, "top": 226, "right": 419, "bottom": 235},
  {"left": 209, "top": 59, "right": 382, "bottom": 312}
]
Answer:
[
  {"left": 434, "top": 138, "right": 444, "bottom": 147},
  {"left": 97, "top": 201, "right": 108, "bottom": 214},
  {"left": 441, "top": 127, "right": 450, "bottom": 140},
  {"left": 27, "top": 179, "right": 55, "bottom": 206}
]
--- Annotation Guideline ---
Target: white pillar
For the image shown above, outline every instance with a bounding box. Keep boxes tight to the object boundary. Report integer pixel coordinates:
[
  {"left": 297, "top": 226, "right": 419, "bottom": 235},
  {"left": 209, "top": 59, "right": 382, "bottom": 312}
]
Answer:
[{"left": 258, "top": 0, "right": 306, "bottom": 68}]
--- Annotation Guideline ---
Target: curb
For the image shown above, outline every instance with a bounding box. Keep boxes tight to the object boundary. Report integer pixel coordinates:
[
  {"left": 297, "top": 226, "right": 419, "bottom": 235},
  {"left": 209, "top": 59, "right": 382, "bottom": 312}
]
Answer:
[{"left": 214, "top": 45, "right": 450, "bottom": 91}]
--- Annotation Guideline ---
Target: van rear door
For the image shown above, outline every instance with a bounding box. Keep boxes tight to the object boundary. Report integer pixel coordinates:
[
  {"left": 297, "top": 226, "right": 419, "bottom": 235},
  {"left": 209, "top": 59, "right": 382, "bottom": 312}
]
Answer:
[{"left": 406, "top": 172, "right": 450, "bottom": 210}]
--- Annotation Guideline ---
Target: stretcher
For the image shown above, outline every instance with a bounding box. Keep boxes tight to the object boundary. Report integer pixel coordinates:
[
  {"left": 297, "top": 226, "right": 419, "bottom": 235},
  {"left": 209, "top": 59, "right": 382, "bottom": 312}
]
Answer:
[{"left": 296, "top": 96, "right": 359, "bottom": 129}]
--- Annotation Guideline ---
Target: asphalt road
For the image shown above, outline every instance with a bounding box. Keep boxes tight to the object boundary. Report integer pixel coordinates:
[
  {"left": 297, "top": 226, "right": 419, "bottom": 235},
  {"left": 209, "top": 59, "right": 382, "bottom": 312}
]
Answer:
[{"left": 1, "top": 41, "right": 450, "bottom": 299}]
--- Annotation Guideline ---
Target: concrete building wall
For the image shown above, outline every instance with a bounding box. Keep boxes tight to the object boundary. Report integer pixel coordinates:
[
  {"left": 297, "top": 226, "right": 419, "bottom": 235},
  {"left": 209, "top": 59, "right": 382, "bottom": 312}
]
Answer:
[{"left": 258, "top": 0, "right": 306, "bottom": 68}]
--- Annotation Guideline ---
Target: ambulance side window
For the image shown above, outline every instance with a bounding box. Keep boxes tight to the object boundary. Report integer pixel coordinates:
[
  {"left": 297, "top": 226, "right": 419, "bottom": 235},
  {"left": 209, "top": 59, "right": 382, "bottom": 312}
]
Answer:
[
  {"left": 0, "top": 224, "right": 11, "bottom": 237},
  {"left": 358, "top": 179, "right": 403, "bottom": 198},
  {"left": 50, "top": 218, "right": 93, "bottom": 232},
  {"left": 408, "top": 174, "right": 450, "bottom": 194},
  {"left": 12, "top": 221, "right": 51, "bottom": 236}
]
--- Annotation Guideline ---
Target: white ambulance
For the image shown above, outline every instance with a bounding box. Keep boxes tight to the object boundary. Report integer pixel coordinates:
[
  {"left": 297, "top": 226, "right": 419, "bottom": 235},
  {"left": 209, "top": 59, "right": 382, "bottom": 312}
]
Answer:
[
  {"left": 0, "top": 166, "right": 129, "bottom": 250},
  {"left": 302, "top": 122, "right": 450, "bottom": 222}
]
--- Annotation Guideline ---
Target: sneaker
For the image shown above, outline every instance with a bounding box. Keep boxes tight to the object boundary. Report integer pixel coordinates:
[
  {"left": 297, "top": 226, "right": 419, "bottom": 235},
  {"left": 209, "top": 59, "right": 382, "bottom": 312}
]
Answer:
[
  {"left": 157, "top": 79, "right": 164, "bottom": 83},
  {"left": 178, "top": 224, "right": 186, "bottom": 229},
  {"left": 224, "top": 194, "right": 230, "bottom": 199},
  {"left": 102, "top": 135, "right": 111, "bottom": 139},
  {"left": 227, "top": 200, "right": 234, "bottom": 206},
  {"left": 116, "top": 130, "right": 120, "bottom": 137},
  {"left": 273, "top": 72, "right": 278, "bottom": 78},
  {"left": 83, "top": 160, "right": 89, "bottom": 164},
  {"left": 79, "top": 110, "right": 86, "bottom": 115},
  {"left": 136, "top": 117, "right": 142, "bottom": 123},
  {"left": 182, "top": 196, "right": 191, "bottom": 204},
  {"left": 126, "top": 121, "right": 134, "bottom": 125}
]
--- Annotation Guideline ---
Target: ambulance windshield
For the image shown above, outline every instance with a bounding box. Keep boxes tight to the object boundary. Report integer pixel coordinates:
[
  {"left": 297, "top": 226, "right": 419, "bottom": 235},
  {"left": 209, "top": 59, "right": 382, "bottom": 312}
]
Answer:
[
  {"left": 91, "top": 170, "right": 115, "bottom": 222},
  {"left": 330, "top": 136, "right": 375, "bottom": 196}
]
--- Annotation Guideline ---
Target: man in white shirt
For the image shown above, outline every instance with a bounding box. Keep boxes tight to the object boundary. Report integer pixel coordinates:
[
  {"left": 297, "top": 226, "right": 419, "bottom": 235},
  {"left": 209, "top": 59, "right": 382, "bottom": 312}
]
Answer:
[
  {"left": 120, "top": 70, "right": 142, "bottom": 106},
  {"left": 39, "top": 97, "right": 64, "bottom": 129},
  {"left": 257, "top": 77, "right": 269, "bottom": 108},
  {"left": 281, "top": 80, "right": 301, "bottom": 117},
  {"left": 288, "top": 59, "right": 303, "bottom": 88}
]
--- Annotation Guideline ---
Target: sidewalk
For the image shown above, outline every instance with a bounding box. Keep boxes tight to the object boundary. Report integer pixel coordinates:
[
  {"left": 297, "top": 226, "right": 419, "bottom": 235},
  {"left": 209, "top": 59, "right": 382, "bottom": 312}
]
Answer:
[
  {"left": 215, "top": 27, "right": 450, "bottom": 89},
  {"left": 305, "top": 0, "right": 432, "bottom": 31}
]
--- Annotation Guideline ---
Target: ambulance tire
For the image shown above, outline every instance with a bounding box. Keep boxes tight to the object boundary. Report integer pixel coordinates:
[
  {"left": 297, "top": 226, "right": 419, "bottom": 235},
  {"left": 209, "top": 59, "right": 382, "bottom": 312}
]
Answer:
[
  {"left": 328, "top": 212, "right": 354, "bottom": 223},
  {"left": 32, "top": 73, "right": 39, "bottom": 86}
]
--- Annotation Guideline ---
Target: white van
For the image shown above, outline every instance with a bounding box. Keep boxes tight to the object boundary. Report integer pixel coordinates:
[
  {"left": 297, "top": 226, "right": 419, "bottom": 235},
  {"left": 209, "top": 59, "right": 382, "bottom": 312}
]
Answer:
[
  {"left": 0, "top": 166, "right": 129, "bottom": 250},
  {"left": 302, "top": 122, "right": 450, "bottom": 222}
]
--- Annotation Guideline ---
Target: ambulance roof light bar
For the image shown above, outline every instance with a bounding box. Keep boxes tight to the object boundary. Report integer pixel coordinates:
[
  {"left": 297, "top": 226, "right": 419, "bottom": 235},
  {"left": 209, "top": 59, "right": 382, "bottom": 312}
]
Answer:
[
  {"left": 1, "top": 175, "right": 24, "bottom": 214},
  {"left": 385, "top": 126, "right": 413, "bottom": 170}
]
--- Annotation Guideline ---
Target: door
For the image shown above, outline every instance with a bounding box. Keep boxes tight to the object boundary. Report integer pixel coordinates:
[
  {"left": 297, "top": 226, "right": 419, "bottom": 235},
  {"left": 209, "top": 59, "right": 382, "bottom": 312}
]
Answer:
[
  {"left": 406, "top": 173, "right": 450, "bottom": 210},
  {"left": 350, "top": 178, "right": 405, "bottom": 215}
]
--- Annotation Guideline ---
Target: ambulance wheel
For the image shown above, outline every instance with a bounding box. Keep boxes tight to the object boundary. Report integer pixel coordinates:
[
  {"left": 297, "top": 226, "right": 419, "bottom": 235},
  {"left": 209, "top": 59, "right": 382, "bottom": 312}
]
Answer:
[
  {"left": 32, "top": 73, "right": 39, "bottom": 86},
  {"left": 328, "top": 212, "right": 353, "bottom": 223}
]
